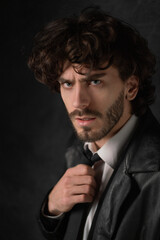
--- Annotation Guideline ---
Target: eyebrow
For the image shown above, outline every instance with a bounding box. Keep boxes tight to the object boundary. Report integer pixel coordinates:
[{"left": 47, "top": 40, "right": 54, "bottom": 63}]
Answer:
[
  {"left": 88, "top": 73, "right": 107, "bottom": 80},
  {"left": 58, "top": 73, "right": 107, "bottom": 83}
]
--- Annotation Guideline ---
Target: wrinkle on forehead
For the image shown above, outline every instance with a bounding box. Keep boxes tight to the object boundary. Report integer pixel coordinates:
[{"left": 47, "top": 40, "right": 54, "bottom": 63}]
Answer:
[
  {"left": 62, "top": 60, "right": 111, "bottom": 77},
  {"left": 62, "top": 61, "right": 91, "bottom": 76},
  {"left": 59, "top": 68, "right": 107, "bottom": 83}
]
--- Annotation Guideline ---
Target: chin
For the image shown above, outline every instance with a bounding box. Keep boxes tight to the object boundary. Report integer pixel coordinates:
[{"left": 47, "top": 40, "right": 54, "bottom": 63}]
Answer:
[{"left": 76, "top": 130, "right": 102, "bottom": 142}]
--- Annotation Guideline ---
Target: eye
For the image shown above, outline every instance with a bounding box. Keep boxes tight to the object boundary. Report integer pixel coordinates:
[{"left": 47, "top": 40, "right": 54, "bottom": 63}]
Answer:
[
  {"left": 90, "top": 80, "right": 101, "bottom": 85},
  {"left": 62, "top": 81, "right": 72, "bottom": 89}
]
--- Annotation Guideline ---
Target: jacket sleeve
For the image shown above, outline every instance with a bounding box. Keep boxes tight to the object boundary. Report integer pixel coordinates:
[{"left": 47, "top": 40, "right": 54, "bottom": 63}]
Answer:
[
  {"left": 39, "top": 136, "right": 80, "bottom": 239},
  {"left": 38, "top": 195, "right": 70, "bottom": 240}
]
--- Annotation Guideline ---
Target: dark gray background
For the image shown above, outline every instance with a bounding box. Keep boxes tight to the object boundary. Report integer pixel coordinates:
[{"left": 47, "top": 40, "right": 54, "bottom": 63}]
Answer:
[{"left": 2, "top": 0, "right": 160, "bottom": 239}]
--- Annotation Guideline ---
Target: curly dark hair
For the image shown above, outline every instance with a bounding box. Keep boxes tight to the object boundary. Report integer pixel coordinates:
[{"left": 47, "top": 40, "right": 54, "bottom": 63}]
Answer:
[{"left": 28, "top": 6, "right": 156, "bottom": 116}]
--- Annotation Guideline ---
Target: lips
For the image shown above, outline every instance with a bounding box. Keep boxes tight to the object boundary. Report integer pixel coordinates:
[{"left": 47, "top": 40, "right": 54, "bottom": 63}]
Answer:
[
  {"left": 77, "top": 118, "right": 95, "bottom": 120},
  {"left": 75, "top": 116, "right": 96, "bottom": 126}
]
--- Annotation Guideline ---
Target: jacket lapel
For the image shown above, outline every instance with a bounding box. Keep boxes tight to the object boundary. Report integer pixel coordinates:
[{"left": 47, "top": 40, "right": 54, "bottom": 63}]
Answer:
[
  {"left": 89, "top": 109, "right": 160, "bottom": 239},
  {"left": 88, "top": 158, "right": 136, "bottom": 240}
]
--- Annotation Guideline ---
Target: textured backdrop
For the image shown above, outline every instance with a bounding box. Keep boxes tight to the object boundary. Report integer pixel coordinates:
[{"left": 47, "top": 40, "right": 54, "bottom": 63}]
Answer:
[{"left": 2, "top": 0, "right": 160, "bottom": 239}]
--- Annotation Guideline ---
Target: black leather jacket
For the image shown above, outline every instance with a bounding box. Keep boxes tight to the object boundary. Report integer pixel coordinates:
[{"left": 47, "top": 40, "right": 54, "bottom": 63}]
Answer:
[{"left": 40, "top": 109, "right": 160, "bottom": 240}]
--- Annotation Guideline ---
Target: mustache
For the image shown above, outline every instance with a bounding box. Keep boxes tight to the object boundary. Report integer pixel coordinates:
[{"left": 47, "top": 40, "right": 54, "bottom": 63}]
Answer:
[{"left": 69, "top": 109, "right": 102, "bottom": 119}]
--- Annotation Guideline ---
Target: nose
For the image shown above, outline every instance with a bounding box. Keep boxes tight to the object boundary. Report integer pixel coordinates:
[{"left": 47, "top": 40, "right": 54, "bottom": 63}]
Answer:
[{"left": 72, "top": 84, "right": 90, "bottom": 109}]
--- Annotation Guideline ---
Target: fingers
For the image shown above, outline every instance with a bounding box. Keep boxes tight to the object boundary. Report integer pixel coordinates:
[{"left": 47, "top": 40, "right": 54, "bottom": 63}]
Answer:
[
  {"left": 66, "top": 164, "right": 95, "bottom": 177},
  {"left": 63, "top": 175, "right": 97, "bottom": 189},
  {"left": 48, "top": 164, "right": 97, "bottom": 215},
  {"left": 67, "top": 184, "right": 96, "bottom": 197},
  {"left": 59, "top": 184, "right": 96, "bottom": 210},
  {"left": 72, "top": 194, "right": 94, "bottom": 204},
  {"left": 57, "top": 192, "right": 94, "bottom": 212}
]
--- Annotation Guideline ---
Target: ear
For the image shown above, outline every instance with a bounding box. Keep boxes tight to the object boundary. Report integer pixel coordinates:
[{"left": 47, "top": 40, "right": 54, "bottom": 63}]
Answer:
[{"left": 125, "top": 75, "right": 139, "bottom": 101}]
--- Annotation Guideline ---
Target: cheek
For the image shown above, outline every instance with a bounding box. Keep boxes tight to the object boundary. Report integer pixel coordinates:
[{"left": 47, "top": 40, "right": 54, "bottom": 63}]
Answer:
[
  {"left": 92, "top": 92, "right": 111, "bottom": 110},
  {"left": 93, "top": 91, "right": 121, "bottom": 113},
  {"left": 61, "top": 92, "right": 72, "bottom": 113},
  {"left": 107, "top": 85, "right": 125, "bottom": 103}
]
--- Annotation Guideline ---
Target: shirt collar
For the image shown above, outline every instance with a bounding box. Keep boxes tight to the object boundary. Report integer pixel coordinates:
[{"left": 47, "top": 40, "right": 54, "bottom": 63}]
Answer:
[{"left": 85, "top": 115, "right": 138, "bottom": 169}]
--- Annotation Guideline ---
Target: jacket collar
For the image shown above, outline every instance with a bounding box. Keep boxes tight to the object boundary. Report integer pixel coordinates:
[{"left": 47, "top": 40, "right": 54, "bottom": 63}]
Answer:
[{"left": 124, "top": 109, "right": 160, "bottom": 173}]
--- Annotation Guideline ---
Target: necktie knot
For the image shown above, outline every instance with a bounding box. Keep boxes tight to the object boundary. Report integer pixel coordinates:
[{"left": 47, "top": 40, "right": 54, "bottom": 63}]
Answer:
[{"left": 84, "top": 145, "right": 101, "bottom": 166}]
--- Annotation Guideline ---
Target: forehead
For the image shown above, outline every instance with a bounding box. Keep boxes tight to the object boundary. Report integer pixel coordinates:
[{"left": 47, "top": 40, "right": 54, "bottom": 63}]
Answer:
[
  {"left": 59, "top": 62, "right": 121, "bottom": 82},
  {"left": 60, "top": 67, "right": 104, "bottom": 81},
  {"left": 60, "top": 61, "right": 107, "bottom": 79}
]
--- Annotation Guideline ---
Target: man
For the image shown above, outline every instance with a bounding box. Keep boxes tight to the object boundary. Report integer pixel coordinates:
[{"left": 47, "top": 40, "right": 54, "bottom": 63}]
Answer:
[{"left": 28, "top": 7, "right": 160, "bottom": 240}]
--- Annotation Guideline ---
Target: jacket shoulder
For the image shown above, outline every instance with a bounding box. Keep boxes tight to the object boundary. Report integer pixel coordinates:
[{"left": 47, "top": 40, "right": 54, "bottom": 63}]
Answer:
[{"left": 125, "top": 109, "right": 160, "bottom": 173}]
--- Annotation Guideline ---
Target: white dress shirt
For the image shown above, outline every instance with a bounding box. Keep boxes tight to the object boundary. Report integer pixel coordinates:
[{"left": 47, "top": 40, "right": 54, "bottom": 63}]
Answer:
[
  {"left": 42, "top": 115, "right": 138, "bottom": 240},
  {"left": 83, "top": 115, "right": 138, "bottom": 240}
]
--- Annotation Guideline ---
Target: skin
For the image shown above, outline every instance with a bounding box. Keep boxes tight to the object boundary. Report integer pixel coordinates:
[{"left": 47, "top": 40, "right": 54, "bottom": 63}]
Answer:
[{"left": 48, "top": 63, "right": 139, "bottom": 215}]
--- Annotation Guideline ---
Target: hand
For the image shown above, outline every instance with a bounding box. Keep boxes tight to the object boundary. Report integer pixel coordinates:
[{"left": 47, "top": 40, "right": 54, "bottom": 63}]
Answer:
[{"left": 48, "top": 164, "right": 97, "bottom": 215}]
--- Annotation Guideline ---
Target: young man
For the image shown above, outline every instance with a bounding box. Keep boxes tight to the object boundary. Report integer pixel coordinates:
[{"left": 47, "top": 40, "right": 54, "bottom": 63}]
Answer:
[{"left": 28, "top": 7, "right": 160, "bottom": 240}]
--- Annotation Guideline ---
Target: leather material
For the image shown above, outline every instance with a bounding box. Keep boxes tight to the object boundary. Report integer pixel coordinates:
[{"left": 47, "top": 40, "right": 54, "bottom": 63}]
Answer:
[{"left": 39, "top": 109, "right": 160, "bottom": 240}]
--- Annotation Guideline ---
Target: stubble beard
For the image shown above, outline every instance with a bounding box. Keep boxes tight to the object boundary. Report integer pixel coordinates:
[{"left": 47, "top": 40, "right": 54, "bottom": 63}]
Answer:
[{"left": 69, "top": 90, "right": 124, "bottom": 142}]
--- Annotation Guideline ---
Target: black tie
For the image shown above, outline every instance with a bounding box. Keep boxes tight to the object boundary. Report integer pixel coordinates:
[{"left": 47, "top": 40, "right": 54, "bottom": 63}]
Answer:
[
  {"left": 84, "top": 145, "right": 101, "bottom": 166},
  {"left": 64, "top": 145, "right": 101, "bottom": 240}
]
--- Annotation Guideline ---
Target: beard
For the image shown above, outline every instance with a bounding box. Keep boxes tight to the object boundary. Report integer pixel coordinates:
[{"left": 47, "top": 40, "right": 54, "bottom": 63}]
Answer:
[{"left": 69, "top": 90, "right": 124, "bottom": 142}]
